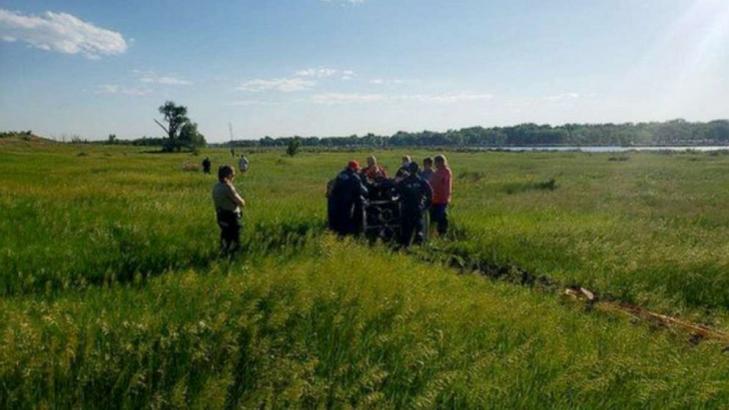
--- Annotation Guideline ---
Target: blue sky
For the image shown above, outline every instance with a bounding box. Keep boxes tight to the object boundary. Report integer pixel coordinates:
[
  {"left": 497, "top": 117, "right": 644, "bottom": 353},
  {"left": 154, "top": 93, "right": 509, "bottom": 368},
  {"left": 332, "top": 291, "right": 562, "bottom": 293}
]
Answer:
[{"left": 1, "top": 0, "right": 728, "bottom": 142}]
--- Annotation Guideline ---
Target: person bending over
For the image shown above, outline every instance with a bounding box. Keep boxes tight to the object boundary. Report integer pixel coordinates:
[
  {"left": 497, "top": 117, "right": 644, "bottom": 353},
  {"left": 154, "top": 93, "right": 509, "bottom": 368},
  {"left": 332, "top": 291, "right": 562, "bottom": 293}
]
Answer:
[{"left": 212, "top": 165, "right": 246, "bottom": 256}]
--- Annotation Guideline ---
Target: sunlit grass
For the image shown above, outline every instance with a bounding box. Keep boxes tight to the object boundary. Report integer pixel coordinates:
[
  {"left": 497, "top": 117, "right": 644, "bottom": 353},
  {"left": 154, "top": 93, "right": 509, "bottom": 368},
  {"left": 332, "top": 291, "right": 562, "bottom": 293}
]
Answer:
[
  {"left": 3, "top": 142, "right": 729, "bottom": 406},
  {"left": 3, "top": 238, "right": 729, "bottom": 408}
]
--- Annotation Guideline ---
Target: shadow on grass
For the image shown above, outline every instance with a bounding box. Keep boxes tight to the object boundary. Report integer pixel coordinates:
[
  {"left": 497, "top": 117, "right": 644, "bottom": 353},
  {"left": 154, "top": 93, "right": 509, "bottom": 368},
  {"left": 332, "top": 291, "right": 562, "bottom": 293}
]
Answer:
[
  {"left": 502, "top": 178, "right": 557, "bottom": 194},
  {"left": 1, "top": 220, "right": 326, "bottom": 297}
]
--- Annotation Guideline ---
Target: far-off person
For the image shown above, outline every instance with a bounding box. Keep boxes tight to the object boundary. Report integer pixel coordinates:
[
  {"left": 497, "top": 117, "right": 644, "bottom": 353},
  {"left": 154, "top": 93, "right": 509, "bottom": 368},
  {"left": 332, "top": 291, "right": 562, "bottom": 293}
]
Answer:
[
  {"left": 430, "top": 154, "right": 452, "bottom": 236},
  {"left": 212, "top": 165, "right": 246, "bottom": 256},
  {"left": 238, "top": 155, "right": 249, "bottom": 173},
  {"left": 202, "top": 157, "right": 211, "bottom": 174}
]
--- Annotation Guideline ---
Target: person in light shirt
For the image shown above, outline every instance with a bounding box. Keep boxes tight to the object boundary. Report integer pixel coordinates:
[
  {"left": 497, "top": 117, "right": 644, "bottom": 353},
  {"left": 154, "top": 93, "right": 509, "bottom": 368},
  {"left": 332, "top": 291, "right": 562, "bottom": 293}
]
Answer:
[
  {"left": 212, "top": 165, "right": 246, "bottom": 255},
  {"left": 238, "top": 155, "right": 249, "bottom": 173}
]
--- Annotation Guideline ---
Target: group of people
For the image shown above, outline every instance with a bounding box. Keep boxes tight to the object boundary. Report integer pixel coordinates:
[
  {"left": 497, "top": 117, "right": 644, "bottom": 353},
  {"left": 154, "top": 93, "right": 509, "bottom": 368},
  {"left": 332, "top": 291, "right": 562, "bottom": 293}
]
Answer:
[
  {"left": 211, "top": 152, "right": 453, "bottom": 257},
  {"left": 327, "top": 154, "right": 453, "bottom": 246}
]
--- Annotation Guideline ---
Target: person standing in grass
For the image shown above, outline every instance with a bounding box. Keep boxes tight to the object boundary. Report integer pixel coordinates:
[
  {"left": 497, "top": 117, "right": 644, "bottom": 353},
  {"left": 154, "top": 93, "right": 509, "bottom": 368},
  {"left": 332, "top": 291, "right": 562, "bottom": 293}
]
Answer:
[
  {"left": 396, "top": 162, "right": 432, "bottom": 247},
  {"left": 430, "top": 154, "right": 452, "bottom": 236},
  {"left": 213, "top": 165, "right": 246, "bottom": 256},
  {"left": 328, "top": 160, "right": 368, "bottom": 235},
  {"left": 202, "top": 157, "right": 211, "bottom": 174},
  {"left": 420, "top": 157, "right": 434, "bottom": 181},
  {"left": 238, "top": 154, "right": 249, "bottom": 173}
]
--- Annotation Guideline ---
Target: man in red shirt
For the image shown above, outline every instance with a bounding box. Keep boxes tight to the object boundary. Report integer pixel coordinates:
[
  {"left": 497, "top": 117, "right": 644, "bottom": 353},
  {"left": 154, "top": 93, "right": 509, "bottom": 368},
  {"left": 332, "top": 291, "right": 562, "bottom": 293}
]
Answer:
[{"left": 429, "top": 154, "right": 452, "bottom": 235}]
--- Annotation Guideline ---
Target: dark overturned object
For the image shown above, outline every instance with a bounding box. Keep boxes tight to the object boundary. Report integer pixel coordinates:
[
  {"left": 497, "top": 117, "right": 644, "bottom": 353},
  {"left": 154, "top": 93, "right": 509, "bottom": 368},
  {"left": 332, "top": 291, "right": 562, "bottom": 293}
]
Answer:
[
  {"left": 327, "top": 177, "right": 424, "bottom": 244},
  {"left": 362, "top": 179, "right": 402, "bottom": 242}
]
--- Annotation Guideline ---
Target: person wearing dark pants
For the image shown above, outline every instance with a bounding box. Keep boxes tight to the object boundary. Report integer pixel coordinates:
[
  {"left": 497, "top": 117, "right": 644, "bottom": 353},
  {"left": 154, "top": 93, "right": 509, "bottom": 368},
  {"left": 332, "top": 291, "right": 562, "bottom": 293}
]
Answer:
[
  {"left": 429, "top": 203, "right": 448, "bottom": 236},
  {"left": 429, "top": 154, "right": 452, "bottom": 236},
  {"left": 202, "top": 157, "right": 211, "bottom": 174},
  {"left": 397, "top": 162, "right": 433, "bottom": 247},
  {"left": 212, "top": 165, "right": 246, "bottom": 256},
  {"left": 328, "top": 160, "right": 368, "bottom": 236},
  {"left": 400, "top": 215, "right": 425, "bottom": 246}
]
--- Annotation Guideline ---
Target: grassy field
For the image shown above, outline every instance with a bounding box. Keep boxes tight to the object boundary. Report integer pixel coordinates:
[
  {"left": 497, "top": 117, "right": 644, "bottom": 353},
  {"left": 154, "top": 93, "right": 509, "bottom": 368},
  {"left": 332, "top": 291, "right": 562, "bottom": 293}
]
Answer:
[{"left": 2, "top": 139, "right": 729, "bottom": 408}]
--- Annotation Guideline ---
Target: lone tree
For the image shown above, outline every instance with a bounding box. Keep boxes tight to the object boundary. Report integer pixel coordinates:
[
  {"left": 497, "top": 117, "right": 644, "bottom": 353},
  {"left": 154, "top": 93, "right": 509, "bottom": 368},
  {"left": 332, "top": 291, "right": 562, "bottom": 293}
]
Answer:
[
  {"left": 155, "top": 101, "right": 206, "bottom": 152},
  {"left": 179, "top": 121, "right": 206, "bottom": 152},
  {"left": 286, "top": 136, "right": 301, "bottom": 157}
]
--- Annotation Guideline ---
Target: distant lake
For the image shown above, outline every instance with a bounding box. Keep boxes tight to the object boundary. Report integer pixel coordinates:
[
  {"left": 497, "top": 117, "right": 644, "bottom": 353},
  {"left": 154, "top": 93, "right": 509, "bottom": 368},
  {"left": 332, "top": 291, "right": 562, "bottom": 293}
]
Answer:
[{"left": 480, "top": 146, "right": 729, "bottom": 153}]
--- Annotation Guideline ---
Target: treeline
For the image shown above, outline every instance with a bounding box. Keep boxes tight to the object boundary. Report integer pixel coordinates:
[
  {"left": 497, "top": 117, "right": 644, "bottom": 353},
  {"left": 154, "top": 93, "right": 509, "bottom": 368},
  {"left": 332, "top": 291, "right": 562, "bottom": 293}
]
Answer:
[
  {"left": 95, "top": 136, "right": 168, "bottom": 147},
  {"left": 0, "top": 130, "right": 34, "bottom": 139},
  {"left": 6, "top": 119, "right": 729, "bottom": 148},
  {"left": 221, "top": 119, "right": 729, "bottom": 148}
]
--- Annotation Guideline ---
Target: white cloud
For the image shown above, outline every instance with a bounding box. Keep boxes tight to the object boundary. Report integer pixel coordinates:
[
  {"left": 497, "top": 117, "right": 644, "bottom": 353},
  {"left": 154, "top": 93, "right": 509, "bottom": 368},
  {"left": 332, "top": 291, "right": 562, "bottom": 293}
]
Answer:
[
  {"left": 544, "top": 92, "right": 580, "bottom": 102},
  {"left": 296, "top": 68, "right": 337, "bottom": 78},
  {"left": 310, "top": 92, "right": 493, "bottom": 104},
  {"left": 236, "top": 68, "right": 353, "bottom": 93},
  {"left": 132, "top": 69, "right": 192, "bottom": 85},
  {"left": 369, "top": 78, "right": 405, "bottom": 85},
  {"left": 0, "top": 9, "right": 127, "bottom": 58},
  {"left": 310, "top": 93, "right": 387, "bottom": 104},
  {"left": 237, "top": 77, "right": 315, "bottom": 92},
  {"left": 139, "top": 75, "right": 192, "bottom": 86},
  {"left": 227, "top": 100, "right": 280, "bottom": 106},
  {"left": 295, "top": 67, "right": 355, "bottom": 79},
  {"left": 96, "top": 84, "right": 150, "bottom": 96},
  {"left": 407, "top": 92, "right": 494, "bottom": 103}
]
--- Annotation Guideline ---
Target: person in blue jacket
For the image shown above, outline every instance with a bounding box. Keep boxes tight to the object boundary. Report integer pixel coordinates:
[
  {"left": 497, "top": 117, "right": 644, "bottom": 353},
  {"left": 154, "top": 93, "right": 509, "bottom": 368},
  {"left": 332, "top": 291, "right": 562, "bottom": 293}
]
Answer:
[
  {"left": 396, "top": 162, "right": 432, "bottom": 247},
  {"left": 328, "top": 160, "right": 368, "bottom": 235}
]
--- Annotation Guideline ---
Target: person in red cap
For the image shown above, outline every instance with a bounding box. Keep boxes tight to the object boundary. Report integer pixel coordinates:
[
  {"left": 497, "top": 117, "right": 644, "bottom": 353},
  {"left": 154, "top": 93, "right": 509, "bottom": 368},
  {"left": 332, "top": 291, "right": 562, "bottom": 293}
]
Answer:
[{"left": 327, "top": 160, "right": 368, "bottom": 235}]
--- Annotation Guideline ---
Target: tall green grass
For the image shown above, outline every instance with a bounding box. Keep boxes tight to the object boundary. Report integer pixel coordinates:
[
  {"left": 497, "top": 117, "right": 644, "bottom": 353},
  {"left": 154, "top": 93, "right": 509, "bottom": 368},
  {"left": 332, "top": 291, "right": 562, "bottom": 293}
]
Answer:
[
  {"left": 2, "top": 238, "right": 729, "bottom": 408},
  {"left": 3, "top": 142, "right": 729, "bottom": 407},
  {"left": 5, "top": 145, "right": 729, "bottom": 316}
]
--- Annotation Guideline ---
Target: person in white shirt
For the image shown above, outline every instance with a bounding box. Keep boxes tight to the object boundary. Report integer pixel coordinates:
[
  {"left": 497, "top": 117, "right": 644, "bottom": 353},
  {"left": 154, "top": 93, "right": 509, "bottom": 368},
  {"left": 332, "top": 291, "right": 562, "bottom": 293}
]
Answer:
[
  {"left": 212, "top": 165, "right": 246, "bottom": 255},
  {"left": 238, "top": 155, "right": 249, "bottom": 173}
]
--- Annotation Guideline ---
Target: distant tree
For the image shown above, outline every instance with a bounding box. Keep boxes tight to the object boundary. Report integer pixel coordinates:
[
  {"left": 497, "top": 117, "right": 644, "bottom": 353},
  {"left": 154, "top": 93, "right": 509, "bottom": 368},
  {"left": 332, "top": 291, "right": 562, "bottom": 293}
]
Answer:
[
  {"left": 179, "top": 122, "right": 206, "bottom": 151},
  {"left": 156, "top": 101, "right": 189, "bottom": 152},
  {"left": 107, "top": 134, "right": 117, "bottom": 144},
  {"left": 286, "top": 137, "right": 301, "bottom": 157}
]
